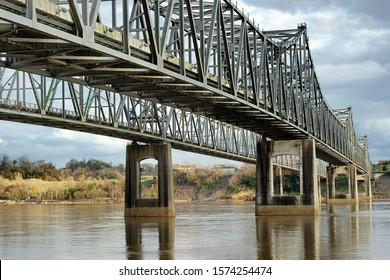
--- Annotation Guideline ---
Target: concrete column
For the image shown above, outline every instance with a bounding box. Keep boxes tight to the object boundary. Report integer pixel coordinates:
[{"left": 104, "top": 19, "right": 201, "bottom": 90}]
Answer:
[
  {"left": 302, "top": 139, "right": 319, "bottom": 207},
  {"left": 256, "top": 138, "right": 273, "bottom": 206},
  {"left": 317, "top": 175, "right": 322, "bottom": 203},
  {"left": 326, "top": 166, "right": 336, "bottom": 200},
  {"left": 362, "top": 175, "right": 368, "bottom": 197},
  {"left": 366, "top": 175, "right": 372, "bottom": 201},
  {"left": 273, "top": 166, "right": 283, "bottom": 195},
  {"left": 158, "top": 144, "right": 175, "bottom": 210},
  {"left": 348, "top": 165, "right": 358, "bottom": 203},
  {"left": 125, "top": 142, "right": 175, "bottom": 217},
  {"left": 267, "top": 155, "right": 274, "bottom": 204}
]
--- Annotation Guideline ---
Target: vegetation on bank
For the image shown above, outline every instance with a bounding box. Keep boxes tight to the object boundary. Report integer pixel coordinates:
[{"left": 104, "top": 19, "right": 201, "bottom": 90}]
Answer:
[
  {"left": 0, "top": 154, "right": 125, "bottom": 181},
  {"left": 373, "top": 172, "right": 390, "bottom": 199},
  {"left": 374, "top": 160, "right": 390, "bottom": 172},
  {"left": 2, "top": 153, "right": 375, "bottom": 203},
  {"left": 173, "top": 163, "right": 258, "bottom": 200},
  {"left": 0, "top": 177, "right": 124, "bottom": 202},
  {"left": 0, "top": 155, "right": 125, "bottom": 202},
  {"left": 0, "top": 154, "right": 260, "bottom": 202}
]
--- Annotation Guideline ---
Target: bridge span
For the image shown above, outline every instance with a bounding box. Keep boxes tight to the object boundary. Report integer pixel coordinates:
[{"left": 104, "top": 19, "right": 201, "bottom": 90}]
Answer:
[{"left": 0, "top": 0, "right": 372, "bottom": 215}]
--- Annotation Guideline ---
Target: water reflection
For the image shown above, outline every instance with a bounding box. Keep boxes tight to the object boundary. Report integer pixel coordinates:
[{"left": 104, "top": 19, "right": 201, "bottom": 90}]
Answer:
[
  {"left": 256, "top": 203, "right": 373, "bottom": 259},
  {"left": 256, "top": 216, "right": 321, "bottom": 259},
  {"left": 125, "top": 217, "right": 175, "bottom": 260},
  {"left": 0, "top": 202, "right": 380, "bottom": 259},
  {"left": 326, "top": 203, "right": 373, "bottom": 259}
]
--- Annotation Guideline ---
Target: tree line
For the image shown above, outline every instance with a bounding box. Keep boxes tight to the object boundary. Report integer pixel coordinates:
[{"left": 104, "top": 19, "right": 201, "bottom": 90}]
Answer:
[{"left": 0, "top": 154, "right": 125, "bottom": 181}]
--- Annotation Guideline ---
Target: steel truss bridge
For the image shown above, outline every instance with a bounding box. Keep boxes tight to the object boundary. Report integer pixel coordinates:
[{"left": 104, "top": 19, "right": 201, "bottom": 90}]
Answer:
[{"left": 0, "top": 0, "right": 371, "bottom": 175}]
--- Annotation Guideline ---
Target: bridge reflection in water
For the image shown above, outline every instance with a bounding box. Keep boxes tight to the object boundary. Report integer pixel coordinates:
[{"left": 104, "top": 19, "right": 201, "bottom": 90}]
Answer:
[
  {"left": 256, "top": 216, "right": 321, "bottom": 260},
  {"left": 124, "top": 203, "right": 373, "bottom": 260},
  {"left": 125, "top": 217, "right": 175, "bottom": 260},
  {"left": 257, "top": 204, "right": 373, "bottom": 259}
]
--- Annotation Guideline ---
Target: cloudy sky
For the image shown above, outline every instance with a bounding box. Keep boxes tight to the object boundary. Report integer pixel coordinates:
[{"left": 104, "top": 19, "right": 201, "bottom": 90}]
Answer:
[{"left": 0, "top": 0, "right": 389, "bottom": 167}]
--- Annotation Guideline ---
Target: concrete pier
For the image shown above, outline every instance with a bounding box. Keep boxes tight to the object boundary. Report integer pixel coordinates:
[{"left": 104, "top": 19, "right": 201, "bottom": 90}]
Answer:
[
  {"left": 125, "top": 142, "right": 175, "bottom": 217},
  {"left": 256, "top": 139, "right": 320, "bottom": 216},
  {"left": 273, "top": 166, "right": 283, "bottom": 195},
  {"left": 327, "top": 165, "right": 361, "bottom": 204},
  {"left": 357, "top": 173, "right": 372, "bottom": 202}
]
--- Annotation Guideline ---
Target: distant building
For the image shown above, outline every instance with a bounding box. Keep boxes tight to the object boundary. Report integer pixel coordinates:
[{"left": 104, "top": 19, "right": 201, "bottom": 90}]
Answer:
[
  {"left": 374, "top": 160, "right": 390, "bottom": 172},
  {"left": 213, "top": 164, "right": 237, "bottom": 174},
  {"left": 173, "top": 163, "right": 196, "bottom": 171}
]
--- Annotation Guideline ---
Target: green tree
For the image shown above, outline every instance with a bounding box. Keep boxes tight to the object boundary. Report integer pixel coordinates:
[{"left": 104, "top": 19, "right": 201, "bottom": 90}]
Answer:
[
  {"left": 226, "top": 164, "right": 256, "bottom": 194},
  {"left": 36, "top": 162, "right": 60, "bottom": 181},
  {"left": 86, "top": 159, "right": 112, "bottom": 171},
  {"left": 0, "top": 154, "right": 15, "bottom": 179},
  {"left": 16, "top": 155, "right": 35, "bottom": 179},
  {"left": 65, "top": 158, "right": 85, "bottom": 171},
  {"left": 283, "top": 170, "right": 300, "bottom": 194}
]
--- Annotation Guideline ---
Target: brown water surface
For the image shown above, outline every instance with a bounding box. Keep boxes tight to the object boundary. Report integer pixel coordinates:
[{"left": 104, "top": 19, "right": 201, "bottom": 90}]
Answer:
[{"left": 0, "top": 201, "right": 389, "bottom": 259}]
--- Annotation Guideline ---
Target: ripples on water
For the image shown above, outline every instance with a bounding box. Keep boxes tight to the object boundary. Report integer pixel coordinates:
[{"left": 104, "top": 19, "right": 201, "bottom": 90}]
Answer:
[{"left": 1, "top": 201, "right": 390, "bottom": 259}]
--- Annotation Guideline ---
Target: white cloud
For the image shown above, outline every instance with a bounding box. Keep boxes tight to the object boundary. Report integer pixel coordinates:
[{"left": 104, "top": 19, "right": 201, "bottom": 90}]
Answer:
[
  {"left": 92, "top": 135, "right": 127, "bottom": 149},
  {"left": 27, "top": 134, "right": 39, "bottom": 140},
  {"left": 53, "top": 130, "right": 76, "bottom": 140},
  {"left": 317, "top": 60, "right": 390, "bottom": 86},
  {"left": 240, "top": 1, "right": 390, "bottom": 64},
  {"left": 359, "top": 119, "right": 390, "bottom": 163},
  {"left": 52, "top": 129, "right": 127, "bottom": 154},
  {"left": 360, "top": 118, "right": 390, "bottom": 136}
]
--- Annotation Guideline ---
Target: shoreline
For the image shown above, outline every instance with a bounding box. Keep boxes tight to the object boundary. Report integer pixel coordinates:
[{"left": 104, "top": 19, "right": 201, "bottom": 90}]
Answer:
[
  {"left": 0, "top": 197, "right": 247, "bottom": 205},
  {"left": 0, "top": 198, "right": 123, "bottom": 205},
  {"left": 1, "top": 197, "right": 388, "bottom": 205}
]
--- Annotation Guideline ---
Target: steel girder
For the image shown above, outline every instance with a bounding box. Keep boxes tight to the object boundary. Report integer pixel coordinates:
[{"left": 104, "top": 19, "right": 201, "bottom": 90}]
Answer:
[{"left": 0, "top": 0, "right": 371, "bottom": 175}]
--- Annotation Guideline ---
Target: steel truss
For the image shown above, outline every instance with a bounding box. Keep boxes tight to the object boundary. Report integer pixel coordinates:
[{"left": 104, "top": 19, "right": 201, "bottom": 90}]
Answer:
[
  {"left": 0, "top": 67, "right": 259, "bottom": 162},
  {"left": 0, "top": 67, "right": 329, "bottom": 176},
  {"left": 0, "top": 0, "right": 371, "bottom": 175}
]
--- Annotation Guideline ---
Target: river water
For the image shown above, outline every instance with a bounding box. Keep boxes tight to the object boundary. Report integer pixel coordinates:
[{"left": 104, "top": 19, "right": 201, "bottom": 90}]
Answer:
[{"left": 1, "top": 201, "right": 390, "bottom": 260}]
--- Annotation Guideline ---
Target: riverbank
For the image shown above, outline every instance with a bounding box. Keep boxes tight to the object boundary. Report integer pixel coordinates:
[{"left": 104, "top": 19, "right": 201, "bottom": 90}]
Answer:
[
  {"left": 0, "top": 173, "right": 257, "bottom": 204},
  {"left": 0, "top": 198, "right": 121, "bottom": 205},
  {"left": 2, "top": 171, "right": 389, "bottom": 205},
  {"left": 0, "top": 187, "right": 256, "bottom": 205},
  {"left": 372, "top": 172, "right": 390, "bottom": 199},
  {"left": 0, "top": 176, "right": 124, "bottom": 203}
]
